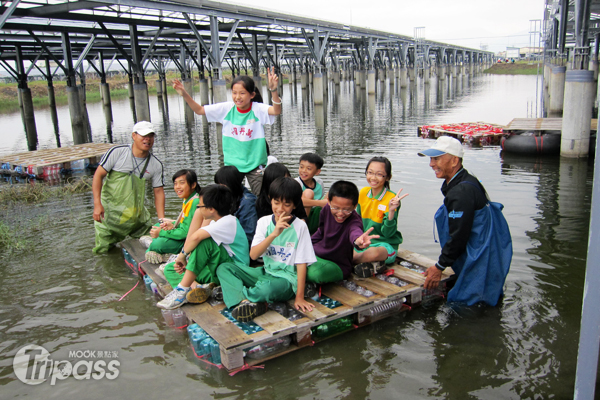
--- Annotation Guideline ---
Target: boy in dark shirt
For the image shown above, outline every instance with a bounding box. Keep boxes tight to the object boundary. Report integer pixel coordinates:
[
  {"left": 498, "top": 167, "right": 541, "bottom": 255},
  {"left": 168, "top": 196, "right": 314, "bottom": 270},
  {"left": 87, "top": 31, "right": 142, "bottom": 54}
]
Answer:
[{"left": 308, "top": 181, "right": 379, "bottom": 283}]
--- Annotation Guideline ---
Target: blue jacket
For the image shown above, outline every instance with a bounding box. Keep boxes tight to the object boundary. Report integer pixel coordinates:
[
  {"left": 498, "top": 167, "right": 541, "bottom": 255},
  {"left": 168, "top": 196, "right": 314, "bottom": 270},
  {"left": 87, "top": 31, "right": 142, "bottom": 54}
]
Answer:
[{"left": 235, "top": 187, "right": 258, "bottom": 246}]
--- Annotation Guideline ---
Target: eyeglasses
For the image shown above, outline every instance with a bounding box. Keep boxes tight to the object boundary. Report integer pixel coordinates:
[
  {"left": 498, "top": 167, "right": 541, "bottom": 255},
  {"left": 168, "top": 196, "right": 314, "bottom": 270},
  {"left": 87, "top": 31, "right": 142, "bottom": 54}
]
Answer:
[
  {"left": 330, "top": 206, "right": 354, "bottom": 215},
  {"left": 197, "top": 205, "right": 207, "bottom": 209},
  {"left": 365, "top": 171, "right": 387, "bottom": 179}
]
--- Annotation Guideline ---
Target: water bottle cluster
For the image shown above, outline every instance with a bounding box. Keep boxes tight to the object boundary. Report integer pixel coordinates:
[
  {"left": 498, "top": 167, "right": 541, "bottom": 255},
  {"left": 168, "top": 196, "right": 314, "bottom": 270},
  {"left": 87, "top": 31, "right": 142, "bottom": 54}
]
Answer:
[
  {"left": 143, "top": 274, "right": 159, "bottom": 294},
  {"left": 341, "top": 280, "right": 375, "bottom": 297},
  {"left": 187, "top": 323, "right": 221, "bottom": 365},
  {"left": 399, "top": 260, "right": 426, "bottom": 273},
  {"left": 161, "top": 308, "right": 187, "bottom": 328},
  {"left": 316, "top": 296, "right": 342, "bottom": 309},
  {"left": 243, "top": 335, "right": 292, "bottom": 360},
  {"left": 268, "top": 302, "right": 304, "bottom": 322},
  {"left": 220, "top": 308, "right": 264, "bottom": 334},
  {"left": 312, "top": 316, "right": 354, "bottom": 339},
  {"left": 364, "top": 298, "right": 406, "bottom": 318},
  {"left": 375, "top": 274, "right": 409, "bottom": 287}
]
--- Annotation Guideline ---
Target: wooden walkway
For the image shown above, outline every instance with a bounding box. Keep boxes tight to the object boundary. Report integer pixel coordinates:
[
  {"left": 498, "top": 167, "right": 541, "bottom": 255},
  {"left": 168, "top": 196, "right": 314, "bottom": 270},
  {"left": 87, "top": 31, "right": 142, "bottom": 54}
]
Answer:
[
  {"left": 0, "top": 143, "right": 115, "bottom": 177},
  {"left": 121, "top": 240, "right": 455, "bottom": 373},
  {"left": 505, "top": 118, "right": 598, "bottom": 132}
]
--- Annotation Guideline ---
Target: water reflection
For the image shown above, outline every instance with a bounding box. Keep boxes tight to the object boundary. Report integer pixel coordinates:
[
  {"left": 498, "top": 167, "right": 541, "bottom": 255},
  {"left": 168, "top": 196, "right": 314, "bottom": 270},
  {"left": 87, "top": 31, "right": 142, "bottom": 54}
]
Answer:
[{"left": 0, "top": 74, "right": 591, "bottom": 399}]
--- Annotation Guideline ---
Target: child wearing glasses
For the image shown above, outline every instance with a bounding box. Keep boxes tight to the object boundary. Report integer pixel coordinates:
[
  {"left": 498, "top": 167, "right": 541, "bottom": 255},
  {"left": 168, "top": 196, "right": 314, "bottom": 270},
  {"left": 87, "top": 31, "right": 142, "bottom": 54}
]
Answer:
[
  {"left": 353, "top": 157, "right": 409, "bottom": 278},
  {"left": 308, "top": 181, "right": 380, "bottom": 284}
]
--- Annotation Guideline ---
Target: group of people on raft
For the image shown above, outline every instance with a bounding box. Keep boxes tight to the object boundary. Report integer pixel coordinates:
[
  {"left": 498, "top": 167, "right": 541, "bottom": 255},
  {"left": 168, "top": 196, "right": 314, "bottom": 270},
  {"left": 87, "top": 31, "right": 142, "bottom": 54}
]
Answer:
[{"left": 92, "top": 67, "right": 512, "bottom": 322}]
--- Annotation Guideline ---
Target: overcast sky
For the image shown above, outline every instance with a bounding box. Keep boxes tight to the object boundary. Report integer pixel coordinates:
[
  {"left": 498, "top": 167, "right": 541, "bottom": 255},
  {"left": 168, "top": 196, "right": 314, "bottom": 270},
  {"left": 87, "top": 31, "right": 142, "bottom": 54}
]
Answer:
[{"left": 218, "top": 0, "right": 545, "bottom": 53}]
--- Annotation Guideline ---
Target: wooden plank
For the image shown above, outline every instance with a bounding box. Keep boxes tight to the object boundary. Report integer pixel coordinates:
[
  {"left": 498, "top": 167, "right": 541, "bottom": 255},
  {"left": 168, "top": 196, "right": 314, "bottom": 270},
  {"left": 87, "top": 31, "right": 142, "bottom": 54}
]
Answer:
[
  {"left": 252, "top": 310, "right": 298, "bottom": 335},
  {"left": 392, "top": 266, "right": 425, "bottom": 285},
  {"left": 396, "top": 247, "right": 437, "bottom": 269},
  {"left": 289, "top": 299, "right": 337, "bottom": 322},
  {"left": 184, "top": 302, "right": 253, "bottom": 350},
  {"left": 349, "top": 275, "right": 408, "bottom": 298},
  {"left": 321, "top": 284, "right": 374, "bottom": 307},
  {"left": 505, "top": 117, "right": 598, "bottom": 131}
]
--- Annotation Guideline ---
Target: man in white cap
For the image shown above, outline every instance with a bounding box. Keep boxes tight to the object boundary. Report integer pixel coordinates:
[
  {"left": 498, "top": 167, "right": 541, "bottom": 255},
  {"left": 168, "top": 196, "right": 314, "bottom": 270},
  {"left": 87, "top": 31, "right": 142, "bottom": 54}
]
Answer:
[
  {"left": 92, "top": 121, "right": 165, "bottom": 253},
  {"left": 418, "top": 136, "right": 512, "bottom": 306}
]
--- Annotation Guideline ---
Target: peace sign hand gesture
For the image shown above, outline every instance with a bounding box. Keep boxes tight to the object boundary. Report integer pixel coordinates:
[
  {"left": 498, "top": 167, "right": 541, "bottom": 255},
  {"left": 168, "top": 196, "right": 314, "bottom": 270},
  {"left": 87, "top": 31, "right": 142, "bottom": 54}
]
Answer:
[
  {"left": 354, "top": 227, "right": 380, "bottom": 249},
  {"left": 267, "top": 66, "right": 279, "bottom": 91},
  {"left": 389, "top": 188, "right": 409, "bottom": 212}
]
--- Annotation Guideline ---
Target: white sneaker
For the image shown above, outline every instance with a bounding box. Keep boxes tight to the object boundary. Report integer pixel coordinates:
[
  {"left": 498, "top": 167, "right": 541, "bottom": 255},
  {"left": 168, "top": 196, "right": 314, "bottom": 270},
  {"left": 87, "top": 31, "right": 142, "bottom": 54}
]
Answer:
[
  {"left": 156, "top": 287, "right": 190, "bottom": 310},
  {"left": 139, "top": 236, "right": 153, "bottom": 248}
]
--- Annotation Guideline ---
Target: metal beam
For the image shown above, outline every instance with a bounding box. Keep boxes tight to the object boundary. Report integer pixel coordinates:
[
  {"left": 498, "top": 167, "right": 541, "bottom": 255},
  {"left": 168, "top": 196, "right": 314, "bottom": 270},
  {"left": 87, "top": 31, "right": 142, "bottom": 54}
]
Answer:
[
  {"left": 74, "top": 35, "right": 97, "bottom": 72},
  {"left": 0, "top": 0, "right": 20, "bottom": 30},
  {"left": 182, "top": 12, "right": 216, "bottom": 66},
  {"left": 220, "top": 20, "right": 240, "bottom": 63}
]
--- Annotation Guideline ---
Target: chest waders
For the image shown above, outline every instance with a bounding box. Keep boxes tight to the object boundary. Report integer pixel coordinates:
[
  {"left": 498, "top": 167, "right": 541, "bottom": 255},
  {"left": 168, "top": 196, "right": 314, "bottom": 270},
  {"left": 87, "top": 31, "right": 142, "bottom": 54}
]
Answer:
[{"left": 93, "top": 159, "right": 152, "bottom": 254}]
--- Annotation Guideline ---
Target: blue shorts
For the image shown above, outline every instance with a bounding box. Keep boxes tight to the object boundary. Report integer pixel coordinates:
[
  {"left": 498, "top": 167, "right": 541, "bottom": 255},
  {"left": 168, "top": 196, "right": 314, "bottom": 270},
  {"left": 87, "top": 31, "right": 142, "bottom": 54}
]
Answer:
[{"left": 355, "top": 242, "right": 397, "bottom": 265}]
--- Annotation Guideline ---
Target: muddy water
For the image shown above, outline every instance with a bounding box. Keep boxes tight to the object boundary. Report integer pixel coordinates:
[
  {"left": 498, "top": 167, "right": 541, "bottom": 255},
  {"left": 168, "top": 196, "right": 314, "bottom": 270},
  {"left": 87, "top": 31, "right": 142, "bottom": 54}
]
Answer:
[{"left": 0, "top": 73, "right": 593, "bottom": 399}]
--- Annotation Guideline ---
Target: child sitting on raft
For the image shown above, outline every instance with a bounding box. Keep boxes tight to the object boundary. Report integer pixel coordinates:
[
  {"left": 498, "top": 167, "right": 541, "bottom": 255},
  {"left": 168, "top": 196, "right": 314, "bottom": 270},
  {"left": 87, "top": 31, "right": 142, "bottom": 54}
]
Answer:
[
  {"left": 295, "top": 152, "right": 328, "bottom": 234},
  {"left": 255, "top": 162, "right": 308, "bottom": 221},
  {"left": 214, "top": 166, "right": 258, "bottom": 248},
  {"left": 217, "top": 177, "right": 316, "bottom": 322},
  {"left": 353, "top": 157, "right": 409, "bottom": 278},
  {"left": 173, "top": 67, "right": 281, "bottom": 194},
  {"left": 157, "top": 185, "right": 249, "bottom": 310},
  {"left": 144, "top": 169, "right": 201, "bottom": 264},
  {"left": 309, "top": 181, "right": 379, "bottom": 284}
]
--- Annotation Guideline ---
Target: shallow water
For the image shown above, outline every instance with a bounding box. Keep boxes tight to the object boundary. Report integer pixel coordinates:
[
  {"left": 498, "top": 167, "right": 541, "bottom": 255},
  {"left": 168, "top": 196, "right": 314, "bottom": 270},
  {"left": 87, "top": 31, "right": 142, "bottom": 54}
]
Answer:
[{"left": 0, "top": 73, "right": 594, "bottom": 399}]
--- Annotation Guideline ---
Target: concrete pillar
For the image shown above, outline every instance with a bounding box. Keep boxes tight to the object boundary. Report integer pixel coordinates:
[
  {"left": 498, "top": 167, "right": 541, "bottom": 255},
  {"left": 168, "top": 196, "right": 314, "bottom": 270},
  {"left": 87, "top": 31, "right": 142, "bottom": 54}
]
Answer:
[
  {"left": 48, "top": 84, "right": 56, "bottom": 108},
  {"left": 155, "top": 79, "right": 163, "bottom": 97},
  {"left": 452, "top": 65, "right": 458, "bottom": 78},
  {"left": 134, "top": 82, "right": 151, "bottom": 122},
  {"left": 408, "top": 66, "right": 416, "bottom": 82},
  {"left": 208, "top": 75, "right": 213, "bottom": 92},
  {"left": 300, "top": 73, "right": 308, "bottom": 89},
  {"left": 333, "top": 71, "right": 340, "bottom": 85},
  {"left": 548, "top": 65, "right": 566, "bottom": 117},
  {"left": 100, "top": 83, "right": 111, "bottom": 107},
  {"left": 561, "top": 70, "right": 595, "bottom": 157},
  {"left": 309, "top": 71, "right": 313, "bottom": 85},
  {"left": 128, "top": 80, "right": 134, "bottom": 99},
  {"left": 253, "top": 74, "right": 262, "bottom": 93},
  {"left": 400, "top": 67, "right": 408, "bottom": 87},
  {"left": 67, "top": 86, "right": 87, "bottom": 144},
  {"left": 543, "top": 63, "right": 552, "bottom": 113},
  {"left": 378, "top": 69, "right": 385, "bottom": 82},
  {"left": 213, "top": 79, "right": 227, "bottom": 150},
  {"left": 591, "top": 60, "right": 599, "bottom": 81},
  {"left": 19, "top": 88, "right": 37, "bottom": 150},
  {"left": 360, "top": 70, "right": 367, "bottom": 87},
  {"left": 367, "top": 70, "right": 376, "bottom": 94},
  {"left": 313, "top": 73, "right": 324, "bottom": 104},
  {"left": 162, "top": 79, "right": 168, "bottom": 99},
  {"left": 438, "top": 65, "right": 446, "bottom": 80},
  {"left": 199, "top": 79, "right": 209, "bottom": 106},
  {"left": 423, "top": 67, "right": 430, "bottom": 84}
]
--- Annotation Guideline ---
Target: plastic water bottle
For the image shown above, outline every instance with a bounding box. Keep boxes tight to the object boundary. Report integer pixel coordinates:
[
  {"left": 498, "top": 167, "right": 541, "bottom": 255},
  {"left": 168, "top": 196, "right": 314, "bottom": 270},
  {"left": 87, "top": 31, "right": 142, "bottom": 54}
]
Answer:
[
  {"left": 143, "top": 275, "right": 153, "bottom": 289},
  {"left": 150, "top": 282, "right": 158, "bottom": 294},
  {"left": 312, "top": 317, "right": 354, "bottom": 339},
  {"left": 171, "top": 309, "right": 188, "bottom": 328},
  {"left": 244, "top": 336, "right": 291, "bottom": 359},
  {"left": 191, "top": 331, "right": 209, "bottom": 356},
  {"left": 366, "top": 298, "right": 405, "bottom": 319},
  {"left": 161, "top": 309, "right": 175, "bottom": 327},
  {"left": 208, "top": 338, "right": 221, "bottom": 365}
]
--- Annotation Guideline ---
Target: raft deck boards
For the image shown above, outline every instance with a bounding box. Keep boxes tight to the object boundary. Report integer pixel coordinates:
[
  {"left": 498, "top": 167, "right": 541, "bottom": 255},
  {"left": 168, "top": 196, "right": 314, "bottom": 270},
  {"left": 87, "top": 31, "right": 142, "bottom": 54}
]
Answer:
[
  {"left": 121, "top": 239, "right": 454, "bottom": 373},
  {"left": 505, "top": 117, "right": 598, "bottom": 132},
  {"left": 0, "top": 143, "right": 116, "bottom": 177}
]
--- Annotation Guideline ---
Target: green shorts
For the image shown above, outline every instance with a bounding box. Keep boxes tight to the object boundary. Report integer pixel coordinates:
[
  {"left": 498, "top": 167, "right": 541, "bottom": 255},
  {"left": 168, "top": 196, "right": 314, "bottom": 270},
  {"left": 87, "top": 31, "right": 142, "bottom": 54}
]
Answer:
[{"left": 355, "top": 242, "right": 397, "bottom": 265}]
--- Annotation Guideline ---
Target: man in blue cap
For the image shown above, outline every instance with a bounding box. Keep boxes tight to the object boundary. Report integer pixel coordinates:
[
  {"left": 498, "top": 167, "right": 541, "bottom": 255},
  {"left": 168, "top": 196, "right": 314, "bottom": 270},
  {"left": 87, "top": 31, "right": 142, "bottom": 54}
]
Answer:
[{"left": 418, "top": 136, "right": 512, "bottom": 306}]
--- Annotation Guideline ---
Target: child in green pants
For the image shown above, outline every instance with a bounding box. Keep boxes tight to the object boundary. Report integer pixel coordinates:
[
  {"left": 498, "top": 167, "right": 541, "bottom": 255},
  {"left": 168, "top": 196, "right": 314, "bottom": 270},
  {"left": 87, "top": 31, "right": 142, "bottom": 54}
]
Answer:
[
  {"left": 217, "top": 177, "right": 316, "bottom": 322},
  {"left": 157, "top": 185, "right": 249, "bottom": 310},
  {"left": 145, "top": 169, "right": 201, "bottom": 263}
]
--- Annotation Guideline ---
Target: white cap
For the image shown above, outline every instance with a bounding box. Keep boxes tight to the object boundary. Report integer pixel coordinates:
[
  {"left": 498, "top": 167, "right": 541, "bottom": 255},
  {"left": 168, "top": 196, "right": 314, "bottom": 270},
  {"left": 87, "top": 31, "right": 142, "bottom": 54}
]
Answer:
[
  {"left": 418, "top": 136, "right": 464, "bottom": 158},
  {"left": 132, "top": 121, "right": 155, "bottom": 136}
]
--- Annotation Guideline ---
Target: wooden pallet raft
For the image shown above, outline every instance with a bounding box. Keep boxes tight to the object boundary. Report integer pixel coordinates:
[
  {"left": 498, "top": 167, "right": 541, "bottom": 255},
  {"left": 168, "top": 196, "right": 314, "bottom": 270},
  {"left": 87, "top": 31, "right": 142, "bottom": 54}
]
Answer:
[
  {"left": 417, "top": 122, "right": 505, "bottom": 145},
  {"left": 120, "top": 240, "right": 455, "bottom": 373},
  {"left": 504, "top": 117, "right": 598, "bottom": 132},
  {"left": 0, "top": 143, "right": 116, "bottom": 178}
]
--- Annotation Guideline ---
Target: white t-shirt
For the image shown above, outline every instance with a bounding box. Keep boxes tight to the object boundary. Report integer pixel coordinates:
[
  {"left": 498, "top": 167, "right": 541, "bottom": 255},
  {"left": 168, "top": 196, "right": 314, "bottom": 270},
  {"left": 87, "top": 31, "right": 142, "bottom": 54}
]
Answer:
[{"left": 201, "top": 215, "right": 250, "bottom": 267}]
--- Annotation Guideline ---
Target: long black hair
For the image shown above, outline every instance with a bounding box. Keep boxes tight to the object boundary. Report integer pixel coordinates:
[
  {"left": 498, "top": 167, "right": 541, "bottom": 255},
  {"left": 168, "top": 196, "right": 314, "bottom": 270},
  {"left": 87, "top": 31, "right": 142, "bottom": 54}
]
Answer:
[
  {"left": 214, "top": 166, "right": 244, "bottom": 210},
  {"left": 231, "top": 75, "right": 264, "bottom": 104},
  {"left": 172, "top": 169, "right": 201, "bottom": 195},
  {"left": 256, "top": 163, "right": 308, "bottom": 220}
]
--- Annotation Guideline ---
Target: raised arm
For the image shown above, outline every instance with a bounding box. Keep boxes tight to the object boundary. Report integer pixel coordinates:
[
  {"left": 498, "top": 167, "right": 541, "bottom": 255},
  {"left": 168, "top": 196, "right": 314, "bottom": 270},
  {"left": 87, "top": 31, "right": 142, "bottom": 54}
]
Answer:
[
  {"left": 266, "top": 67, "right": 282, "bottom": 116},
  {"left": 173, "top": 79, "right": 206, "bottom": 115}
]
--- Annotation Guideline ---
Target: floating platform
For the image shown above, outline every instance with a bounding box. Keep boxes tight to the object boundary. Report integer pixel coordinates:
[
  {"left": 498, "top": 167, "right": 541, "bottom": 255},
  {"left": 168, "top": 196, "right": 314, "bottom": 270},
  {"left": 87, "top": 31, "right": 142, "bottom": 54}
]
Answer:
[
  {"left": 0, "top": 143, "right": 116, "bottom": 179},
  {"left": 418, "top": 122, "right": 505, "bottom": 145},
  {"left": 504, "top": 118, "right": 598, "bottom": 132},
  {"left": 121, "top": 239, "right": 455, "bottom": 374}
]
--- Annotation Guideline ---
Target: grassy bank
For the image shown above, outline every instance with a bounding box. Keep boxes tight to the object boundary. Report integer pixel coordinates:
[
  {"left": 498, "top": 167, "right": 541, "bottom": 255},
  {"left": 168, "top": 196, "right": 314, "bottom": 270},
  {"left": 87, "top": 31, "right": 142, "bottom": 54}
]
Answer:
[
  {"left": 0, "top": 71, "right": 284, "bottom": 114},
  {"left": 484, "top": 61, "right": 541, "bottom": 75}
]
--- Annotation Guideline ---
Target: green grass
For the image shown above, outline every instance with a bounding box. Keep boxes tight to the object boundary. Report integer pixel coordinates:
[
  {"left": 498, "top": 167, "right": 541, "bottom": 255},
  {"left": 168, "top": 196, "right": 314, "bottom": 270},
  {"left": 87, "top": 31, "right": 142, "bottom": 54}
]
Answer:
[
  {"left": 484, "top": 61, "right": 541, "bottom": 75},
  {"left": 0, "top": 177, "right": 92, "bottom": 209},
  {"left": 0, "top": 220, "right": 27, "bottom": 253}
]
